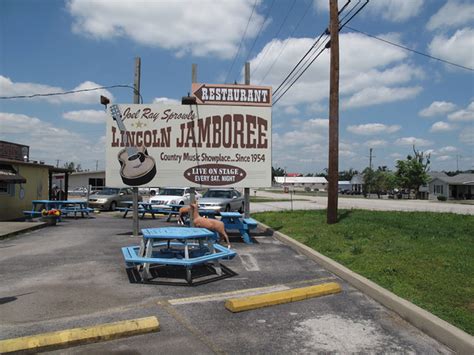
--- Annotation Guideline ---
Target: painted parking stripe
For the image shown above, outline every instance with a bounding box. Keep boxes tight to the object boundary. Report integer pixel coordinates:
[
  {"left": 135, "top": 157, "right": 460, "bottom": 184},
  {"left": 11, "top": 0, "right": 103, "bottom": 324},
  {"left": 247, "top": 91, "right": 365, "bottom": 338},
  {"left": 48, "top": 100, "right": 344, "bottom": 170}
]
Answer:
[
  {"left": 225, "top": 282, "right": 342, "bottom": 313},
  {"left": 0, "top": 316, "right": 159, "bottom": 354}
]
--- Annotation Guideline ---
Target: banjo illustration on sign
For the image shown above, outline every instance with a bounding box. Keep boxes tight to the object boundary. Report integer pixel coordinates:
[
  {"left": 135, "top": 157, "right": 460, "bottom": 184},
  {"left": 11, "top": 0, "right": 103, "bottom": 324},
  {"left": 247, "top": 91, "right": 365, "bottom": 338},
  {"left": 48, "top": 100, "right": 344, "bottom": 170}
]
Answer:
[{"left": 110, "top": 104, "right": 157, "bottom": 186}]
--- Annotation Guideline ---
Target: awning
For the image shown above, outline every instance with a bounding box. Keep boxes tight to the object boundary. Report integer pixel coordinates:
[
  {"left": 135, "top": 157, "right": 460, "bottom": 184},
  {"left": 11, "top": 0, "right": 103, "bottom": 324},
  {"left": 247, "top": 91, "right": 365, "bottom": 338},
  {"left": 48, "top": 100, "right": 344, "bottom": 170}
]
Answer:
[{"left": 0, "top": 164, "right": 26, "bottom": 184}]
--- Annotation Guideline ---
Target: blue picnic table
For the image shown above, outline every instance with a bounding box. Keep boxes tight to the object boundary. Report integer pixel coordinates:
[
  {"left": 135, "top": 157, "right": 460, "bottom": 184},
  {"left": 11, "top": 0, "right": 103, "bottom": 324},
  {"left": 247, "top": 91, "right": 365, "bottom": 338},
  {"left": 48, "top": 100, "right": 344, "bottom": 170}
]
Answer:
[
  {"left": 24, "top": 200, "right": 92, "bottom": 220},
  {"left": 219, "top": 212, "right": 258, "bottom": 244},
  {"left": 122, "top": 227, "right": 236, "bottom": 284}
]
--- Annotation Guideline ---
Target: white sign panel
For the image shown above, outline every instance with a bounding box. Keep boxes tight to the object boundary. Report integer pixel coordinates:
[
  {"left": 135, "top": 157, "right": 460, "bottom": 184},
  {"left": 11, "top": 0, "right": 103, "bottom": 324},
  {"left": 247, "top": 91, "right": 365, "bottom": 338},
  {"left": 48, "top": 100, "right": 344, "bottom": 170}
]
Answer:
[{"left": 106, "top": 104, "right": 271, "bottom": 188}]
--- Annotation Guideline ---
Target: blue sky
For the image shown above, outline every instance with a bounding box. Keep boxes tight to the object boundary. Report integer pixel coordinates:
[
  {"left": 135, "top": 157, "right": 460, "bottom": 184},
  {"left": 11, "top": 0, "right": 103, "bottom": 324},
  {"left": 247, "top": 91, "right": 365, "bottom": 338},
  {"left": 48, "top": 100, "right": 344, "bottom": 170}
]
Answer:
[{"left": 1, "top": 0, "right": 473, "bottom": 174}]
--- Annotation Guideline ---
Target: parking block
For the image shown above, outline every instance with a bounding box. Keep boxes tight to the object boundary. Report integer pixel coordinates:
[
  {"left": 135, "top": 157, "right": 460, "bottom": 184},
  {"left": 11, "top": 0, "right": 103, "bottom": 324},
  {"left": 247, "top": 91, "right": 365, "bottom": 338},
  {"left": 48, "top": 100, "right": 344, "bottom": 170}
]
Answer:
[
  {"left": 0, "top": 316, "right": 159, "bottom": 353},
  {"left": 225, "top": 282, "right": 342, "bottom": 313}
]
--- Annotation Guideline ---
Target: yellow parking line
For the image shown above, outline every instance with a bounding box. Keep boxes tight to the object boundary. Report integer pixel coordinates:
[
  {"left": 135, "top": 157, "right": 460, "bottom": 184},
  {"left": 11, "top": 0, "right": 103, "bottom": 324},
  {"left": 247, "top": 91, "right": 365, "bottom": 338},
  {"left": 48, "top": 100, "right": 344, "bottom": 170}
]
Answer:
[
  {"left": 225, "top": 282, "right": 342, "bottom": 312},
  {"left": 0, "top": 316, "right": 159, "bottom": 353}
]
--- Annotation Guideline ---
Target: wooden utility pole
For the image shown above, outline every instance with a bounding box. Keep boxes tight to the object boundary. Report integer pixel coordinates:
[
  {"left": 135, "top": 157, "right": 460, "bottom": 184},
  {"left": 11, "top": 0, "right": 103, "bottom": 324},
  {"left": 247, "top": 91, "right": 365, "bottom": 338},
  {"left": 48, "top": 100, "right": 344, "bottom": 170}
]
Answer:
[
  {"left": 190, "top": 63, "right": 198, "bottom": 227},
  {"left": 244, "top": 62, "right": 251, "bottom": 218},
  {"left": 132, "top": 57, "right": 141, "bottom": 237},
  {"left": 327, "top": 0, "right": 339, "bottom": 224}
]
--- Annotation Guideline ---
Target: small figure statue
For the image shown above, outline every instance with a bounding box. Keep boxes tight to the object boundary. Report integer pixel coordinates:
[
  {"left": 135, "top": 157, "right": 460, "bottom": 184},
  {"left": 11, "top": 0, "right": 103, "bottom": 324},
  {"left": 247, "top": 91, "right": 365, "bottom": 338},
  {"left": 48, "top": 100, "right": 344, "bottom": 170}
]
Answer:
[{"left": 189, "top": 203, "right": 231, "bottom": 248}]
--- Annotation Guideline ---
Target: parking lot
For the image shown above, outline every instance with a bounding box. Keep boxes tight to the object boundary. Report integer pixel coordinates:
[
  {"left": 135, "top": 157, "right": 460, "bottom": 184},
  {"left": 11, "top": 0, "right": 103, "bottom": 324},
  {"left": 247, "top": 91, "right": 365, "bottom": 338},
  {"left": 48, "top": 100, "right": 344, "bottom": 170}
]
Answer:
[{"left": 0, "top": 213, "right": 452, "bottom": 353}]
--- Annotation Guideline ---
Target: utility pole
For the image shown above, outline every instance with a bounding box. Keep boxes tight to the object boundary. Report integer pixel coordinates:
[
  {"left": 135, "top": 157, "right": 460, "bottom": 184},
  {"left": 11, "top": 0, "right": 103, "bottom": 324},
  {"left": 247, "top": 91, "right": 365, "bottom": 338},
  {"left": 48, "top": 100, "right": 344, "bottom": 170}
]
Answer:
[
  {"left": 132, "top": 57, "right": 141, "bottom": 237},
  {"left": 244, "top": 62, "right": 251, "bottom": 218},
  {"left": 327, "top": 0, "right": 339, "bottom": 224},
  {"left": 96, "top": 160, "right": 99, "bottom": 171},
  {"left": 369, "top": 148, "right": 374, "bottom": 170},
  {"left": 189, "top": 63, "right": 198, "bottom": 227}
]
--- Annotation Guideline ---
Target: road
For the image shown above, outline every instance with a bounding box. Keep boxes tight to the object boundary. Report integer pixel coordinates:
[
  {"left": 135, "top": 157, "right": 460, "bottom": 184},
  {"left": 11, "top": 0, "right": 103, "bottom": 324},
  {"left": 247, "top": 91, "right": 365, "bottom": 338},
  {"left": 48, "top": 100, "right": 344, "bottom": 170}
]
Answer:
[{"left": 251, "top": 190, "right": 474, "bottom": 215}]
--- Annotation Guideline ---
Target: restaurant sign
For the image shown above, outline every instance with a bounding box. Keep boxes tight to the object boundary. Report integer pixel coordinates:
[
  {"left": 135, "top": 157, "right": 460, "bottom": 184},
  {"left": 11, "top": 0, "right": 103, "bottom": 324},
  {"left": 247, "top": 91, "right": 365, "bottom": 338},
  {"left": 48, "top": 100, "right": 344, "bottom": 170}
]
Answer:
[
  {"left": 106, "top": 104, "right": 271, "bottom": 188},
  {"left": 191, "top": 83, "right": 272, "bottom": 107}
]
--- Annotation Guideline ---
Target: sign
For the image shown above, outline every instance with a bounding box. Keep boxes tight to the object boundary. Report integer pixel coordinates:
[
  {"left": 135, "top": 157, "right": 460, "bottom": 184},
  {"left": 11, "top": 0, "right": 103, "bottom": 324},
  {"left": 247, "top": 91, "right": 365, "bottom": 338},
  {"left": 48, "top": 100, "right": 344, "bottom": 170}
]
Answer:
[
  {"left": 106, "top": 104, "right": 271, "bottom": 188},
  {"left": 191, "top": 83, "right": 272, "bottom": 107}
]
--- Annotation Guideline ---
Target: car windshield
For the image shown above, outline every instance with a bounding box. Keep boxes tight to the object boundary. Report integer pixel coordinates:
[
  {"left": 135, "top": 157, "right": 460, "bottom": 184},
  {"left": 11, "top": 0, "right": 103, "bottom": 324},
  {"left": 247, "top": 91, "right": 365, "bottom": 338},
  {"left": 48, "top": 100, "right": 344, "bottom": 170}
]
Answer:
[
  {"left": 159, "top": 188, "right": 184, "bottom": 196},
  {"left": 96, "top": 188, "right": 119, "bottom": 195},
  {"left": 203, "top": 190, "right": 232, "bottom": 199}
]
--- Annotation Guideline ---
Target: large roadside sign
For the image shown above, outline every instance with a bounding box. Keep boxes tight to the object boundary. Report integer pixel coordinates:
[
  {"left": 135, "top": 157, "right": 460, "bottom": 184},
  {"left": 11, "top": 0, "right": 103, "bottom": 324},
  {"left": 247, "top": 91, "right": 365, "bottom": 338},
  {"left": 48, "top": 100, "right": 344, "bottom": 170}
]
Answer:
[
  {"left": 191, "top": 83, "right": 272, "bottom": 107},
  {"left": 106, "top": 104, "right": 271, "bottom": 188}
]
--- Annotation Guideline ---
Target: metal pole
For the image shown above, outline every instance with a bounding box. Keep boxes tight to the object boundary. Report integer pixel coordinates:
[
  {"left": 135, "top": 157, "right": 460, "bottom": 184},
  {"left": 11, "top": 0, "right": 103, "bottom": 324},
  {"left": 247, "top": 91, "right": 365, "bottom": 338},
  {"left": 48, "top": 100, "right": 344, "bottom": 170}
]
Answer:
[
  {"left": 132, "top": 57, "right": 141, "bottom": 237},
  {"left": 327, "top": 0, "right": 339, "bottom": 224},
  {"left": 244, "top": 62, "right": 251, "bottom": 218},
  {"left": 189, "top": 63, "right": 197, "bottom": 227}
]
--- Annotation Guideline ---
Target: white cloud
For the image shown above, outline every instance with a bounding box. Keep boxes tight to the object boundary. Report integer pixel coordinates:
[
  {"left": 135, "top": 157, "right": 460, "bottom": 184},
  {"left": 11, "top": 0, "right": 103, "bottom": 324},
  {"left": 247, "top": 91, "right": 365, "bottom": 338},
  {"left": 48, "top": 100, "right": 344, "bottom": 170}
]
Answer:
[
  {"left": 0, "top": 112, "right": 104, "bottom": 163},
  {"left": 436, "top": 155, "right": 451, "bottom": 161},
  {"left": 255, "top": 32, "right": 422, "bottom": 109},
  {"left": 438, "top": 146, "right": 458, "bottom": 154},
  {"left": 152, "top": 97, "right": 181, "bottom": 105},
  {"left": 394, "top": 137, "right": 433, "bottom": 147},
  {"left": 67, "top": 0, "right": 265, "bottom": 59},
  {"left": 429, "top": 121, "right": 455, "bottom": 132},
  {"left": 0, "top": 76, "right": 114, "bottom": 104},
  {"left": 427, "top": 1, "right": 474, "bottom": 31},
  {"left": 313, "top": 0, "right": 424, "bottom": 22},
  {"left": 459, "top": 127, "right": 474, "bottom": 145},
  {"left": 448, "top": 101, "right": 474, "bottom": 122},
  {"left": 347, "top": 123, "right": 401, "bottom": 135},
  {"left": 283, "top": 106, "right": 300, "bottom": 115},
  {"left": 419, "top": 101, "right": 457, "bottom": 117},
  {"left": 428, "top": 28, "right": 474, "bottom": 69},
  {"left": 364, "top": 139, "right": 387, "bottom": 147},
  {"left": 344, "top": 86, "right": 422, "bottom": 109},
  {"left": 63, "top": 110, "right": 107, "bottom": 124}
]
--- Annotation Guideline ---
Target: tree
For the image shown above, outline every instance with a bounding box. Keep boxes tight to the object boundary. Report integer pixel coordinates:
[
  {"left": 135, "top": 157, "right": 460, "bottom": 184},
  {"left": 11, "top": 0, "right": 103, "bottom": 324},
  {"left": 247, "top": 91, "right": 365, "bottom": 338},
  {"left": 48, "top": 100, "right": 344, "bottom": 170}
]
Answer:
[
  {"left": 272, "top": 166, "right": 285, "bottom": 180},
  {"left": 63, "top": 162, "right": 83, "bottom": 172},
  {"left": 339, "top": 168, "right": 358, "bottom": 181},
  {"left": 395, "top": 146, "right": 430, "bottom": 198}
]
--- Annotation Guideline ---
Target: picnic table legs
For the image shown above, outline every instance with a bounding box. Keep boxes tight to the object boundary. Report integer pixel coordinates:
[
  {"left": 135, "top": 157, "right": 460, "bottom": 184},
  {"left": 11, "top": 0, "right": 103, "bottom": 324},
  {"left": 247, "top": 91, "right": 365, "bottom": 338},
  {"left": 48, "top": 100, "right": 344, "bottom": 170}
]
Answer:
[
  {"left": 208, "top": 242, "right": 223, "bottom": 276},
  {"left": 140, "top": 239, "right": 153, "bottom": 281}
]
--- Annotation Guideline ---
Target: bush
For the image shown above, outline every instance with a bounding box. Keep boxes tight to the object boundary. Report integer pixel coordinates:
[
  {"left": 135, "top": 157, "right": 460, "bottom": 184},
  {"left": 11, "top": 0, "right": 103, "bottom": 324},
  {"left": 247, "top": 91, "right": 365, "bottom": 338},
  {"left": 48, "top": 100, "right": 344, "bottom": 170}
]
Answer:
[{"left": 437, "top": 195, "right": 447, "bottom": 201}]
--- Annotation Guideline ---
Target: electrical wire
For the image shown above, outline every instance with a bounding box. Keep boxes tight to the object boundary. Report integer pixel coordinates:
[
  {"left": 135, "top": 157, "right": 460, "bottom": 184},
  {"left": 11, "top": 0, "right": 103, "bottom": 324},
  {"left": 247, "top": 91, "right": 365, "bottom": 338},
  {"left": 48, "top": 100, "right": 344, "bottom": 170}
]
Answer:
[
  {"left": 224, "top": 0, "right": 259, "bottom": 84},
  {"left": 258, "top": 0, "right": 313, "bottom": 84},
  {"left": 0, "top": 84, "right": 144, "bottom": 103},
  {"left": 251, "top": 0, "right": 298, "bottom": 77},
  {"left": 345, "top": 25, "right": 474, "bottom": 72}
]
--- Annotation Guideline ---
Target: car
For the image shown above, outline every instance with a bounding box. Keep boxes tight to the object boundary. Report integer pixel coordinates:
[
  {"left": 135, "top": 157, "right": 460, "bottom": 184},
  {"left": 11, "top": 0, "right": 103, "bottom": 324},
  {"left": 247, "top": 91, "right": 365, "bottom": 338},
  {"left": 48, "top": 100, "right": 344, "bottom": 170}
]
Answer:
[
  {"left": 68, "top": 186, "right": 89, "bottom": 197},
  {"left": 149, "top": 187, "right": 201, "bottom": 208},
  {"left": 138, "top": 187, "right": 160, "bottom": 196},
  {"left": 198, "top": 188, "right": 245, "bottom": 213},
  {"left": 88, "top": 187, "right": 142, "bottom": 211}
]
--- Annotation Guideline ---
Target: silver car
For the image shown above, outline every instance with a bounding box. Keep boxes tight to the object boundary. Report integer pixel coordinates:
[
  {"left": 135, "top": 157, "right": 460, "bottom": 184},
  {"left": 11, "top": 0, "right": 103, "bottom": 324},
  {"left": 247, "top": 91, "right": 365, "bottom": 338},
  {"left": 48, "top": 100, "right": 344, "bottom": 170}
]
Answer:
[
  {"left": 198, "top": 189, "right": 244, "bottom": 213},
  {"left": 88, "top": 187, "right": 141, "bottom": 211}
]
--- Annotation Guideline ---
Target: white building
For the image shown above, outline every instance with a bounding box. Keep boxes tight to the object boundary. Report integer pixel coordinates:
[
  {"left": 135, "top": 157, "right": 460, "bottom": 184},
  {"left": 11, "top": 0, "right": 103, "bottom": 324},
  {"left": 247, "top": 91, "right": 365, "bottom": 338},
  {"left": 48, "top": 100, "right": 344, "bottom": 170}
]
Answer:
[
  {"left": 274, "top": 176, "right": 328, "bottom": 191},
  {"left": 53, "top": 170, "right": 105, "bottom": 191}
]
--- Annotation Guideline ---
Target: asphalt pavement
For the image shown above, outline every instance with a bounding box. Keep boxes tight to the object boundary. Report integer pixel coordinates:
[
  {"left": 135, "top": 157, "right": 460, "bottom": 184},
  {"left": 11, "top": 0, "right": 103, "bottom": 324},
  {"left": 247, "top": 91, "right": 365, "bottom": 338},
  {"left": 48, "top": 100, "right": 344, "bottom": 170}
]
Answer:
[{"left": 0, "top": 212, "right": 453, "bottom": 353}]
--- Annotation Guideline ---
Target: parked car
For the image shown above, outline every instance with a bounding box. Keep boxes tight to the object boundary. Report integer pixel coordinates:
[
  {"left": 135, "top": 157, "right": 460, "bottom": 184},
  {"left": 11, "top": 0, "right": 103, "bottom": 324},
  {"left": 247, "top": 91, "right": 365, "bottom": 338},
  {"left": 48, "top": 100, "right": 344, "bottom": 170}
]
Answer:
[
  {"left": 68, "top": 186, "right": 89, "bottom": 197},
  {"left": 149, "top": 187, "right": 201, "bottom": 208},
  {"left": 138, "top": 187, "right": 160, "bottom": 196},
  {"left": 88, "top": 187, "right": 141, "bottom": 211},
  {"left": 198, "top": 188, "right": 244, "bottom": 213}
]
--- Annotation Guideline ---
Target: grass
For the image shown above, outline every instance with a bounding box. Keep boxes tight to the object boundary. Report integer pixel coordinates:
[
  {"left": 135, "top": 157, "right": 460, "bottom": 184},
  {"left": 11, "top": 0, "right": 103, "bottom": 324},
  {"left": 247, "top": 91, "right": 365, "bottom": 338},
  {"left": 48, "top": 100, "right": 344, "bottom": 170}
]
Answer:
[
  {"left": 250, "top": 196, "right": 308, "bottom": 203},
  {"left": 253, "top": 209, "right": 474, "bottom": 335}
]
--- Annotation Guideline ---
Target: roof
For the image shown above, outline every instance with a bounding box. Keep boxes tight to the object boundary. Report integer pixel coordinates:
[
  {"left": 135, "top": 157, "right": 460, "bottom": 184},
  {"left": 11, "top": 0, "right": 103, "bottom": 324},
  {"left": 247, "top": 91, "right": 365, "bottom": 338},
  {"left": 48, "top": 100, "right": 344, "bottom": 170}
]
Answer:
[
  {"left": 0, "top": 163, "right": 26, "bottom": 183},
  {"left": 350, "top": 174, "right": 365, "bottom": 184},
  {"left": 0, "top": 158, "right": 53, "bottom": 168},
  {"left": 431, "top": 173, "right": 474, "bottom": 185},
  {"left": 274, "top": 176, "right": 328, "bottom": 184}
]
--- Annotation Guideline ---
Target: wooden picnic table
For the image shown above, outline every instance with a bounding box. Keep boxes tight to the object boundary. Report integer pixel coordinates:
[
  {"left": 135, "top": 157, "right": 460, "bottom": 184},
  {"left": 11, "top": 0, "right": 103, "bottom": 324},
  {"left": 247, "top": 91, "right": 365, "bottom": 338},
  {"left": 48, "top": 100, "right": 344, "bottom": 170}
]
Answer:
[{"left": 122, "top": 227, "right": 236, "bottom": 284}]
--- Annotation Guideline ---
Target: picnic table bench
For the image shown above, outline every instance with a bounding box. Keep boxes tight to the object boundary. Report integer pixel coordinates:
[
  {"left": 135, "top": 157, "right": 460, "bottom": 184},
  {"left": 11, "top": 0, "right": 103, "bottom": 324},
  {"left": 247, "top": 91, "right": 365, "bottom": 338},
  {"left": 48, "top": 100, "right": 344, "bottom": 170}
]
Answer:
[
  {"left": 219, "top": 212, "right": 258, "bottom": 244},
  {"left": 23, "top": 200, "right": 92, "bottom": 220},
  {"left": 121, "top": 227, "right": 236, "bottom": 284}
]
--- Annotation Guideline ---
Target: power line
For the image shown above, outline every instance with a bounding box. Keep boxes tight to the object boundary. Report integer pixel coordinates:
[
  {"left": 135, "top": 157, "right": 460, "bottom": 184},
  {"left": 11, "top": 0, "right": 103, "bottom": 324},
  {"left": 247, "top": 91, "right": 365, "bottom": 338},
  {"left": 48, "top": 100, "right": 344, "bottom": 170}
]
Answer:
[
  {"left": 258, "top": 0, "right": 313, "bottom": 84},
  {"left": 252, "top": 0, "right": 298, "bottom": 77},
  {"left": 0, "top": 84, "right": 144, "bottom": 103},
  {"left": 224, "top": 0, "right": 259, "bottom": 84},
  {"left": 345, "top": 25, "right": 474, "bottom": 72}
]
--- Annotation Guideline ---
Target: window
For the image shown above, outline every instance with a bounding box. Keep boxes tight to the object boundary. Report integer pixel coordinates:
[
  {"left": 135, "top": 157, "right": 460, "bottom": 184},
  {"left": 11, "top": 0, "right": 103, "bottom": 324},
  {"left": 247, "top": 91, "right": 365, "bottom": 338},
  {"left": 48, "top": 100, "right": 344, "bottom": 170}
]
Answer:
[
  {"left": 434, "top": 185, "right": 444, "bottom": 194},
  {"left": 0, "top": 182, "right": 15, "bottom": 196}
]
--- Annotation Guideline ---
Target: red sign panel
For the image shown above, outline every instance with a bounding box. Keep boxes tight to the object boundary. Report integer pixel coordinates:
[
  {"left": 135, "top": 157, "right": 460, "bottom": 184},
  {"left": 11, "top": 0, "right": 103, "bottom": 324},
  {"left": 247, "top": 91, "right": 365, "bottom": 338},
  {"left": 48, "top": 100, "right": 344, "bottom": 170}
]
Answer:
[{"left": 191, "top": 83, "right": 272, "bottom": 107}]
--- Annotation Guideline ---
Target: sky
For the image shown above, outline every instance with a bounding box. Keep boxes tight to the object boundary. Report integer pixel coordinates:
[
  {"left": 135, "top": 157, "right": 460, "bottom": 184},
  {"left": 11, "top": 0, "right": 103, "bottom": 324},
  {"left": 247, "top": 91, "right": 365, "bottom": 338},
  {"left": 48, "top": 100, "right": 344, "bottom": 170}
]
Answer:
[{"left": 1, "top": 0, "right": 473, "bottom": 174}]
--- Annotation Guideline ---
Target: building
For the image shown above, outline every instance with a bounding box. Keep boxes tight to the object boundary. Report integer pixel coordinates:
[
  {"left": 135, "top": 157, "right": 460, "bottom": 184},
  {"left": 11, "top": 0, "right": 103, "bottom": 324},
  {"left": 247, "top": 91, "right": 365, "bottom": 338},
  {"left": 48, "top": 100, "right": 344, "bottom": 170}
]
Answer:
[
  {"left": 0, "top": 141, "right": 71, "bottom": 221},
  {"left": 350, "top": 174, "right": 364, "bottom": 193},
  {"left": 338, "top": 181, "right": 352, "bottom": 192},
  {"left": 274, "top": 176, "right": 328, "bottom": 191},
  {"left": 428, "top": 173, "right": 474, "bottom": 200},
  {"left": 54, "top": 170, "right": 105, "bottom": 192}
]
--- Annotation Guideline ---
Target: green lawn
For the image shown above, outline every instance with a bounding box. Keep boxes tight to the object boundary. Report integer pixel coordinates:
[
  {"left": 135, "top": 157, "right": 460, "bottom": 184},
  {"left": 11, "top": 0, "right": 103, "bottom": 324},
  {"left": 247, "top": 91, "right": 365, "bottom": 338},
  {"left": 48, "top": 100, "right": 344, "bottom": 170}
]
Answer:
[{"left": 253, "top": 209, "right": 474, "bottom": 335}]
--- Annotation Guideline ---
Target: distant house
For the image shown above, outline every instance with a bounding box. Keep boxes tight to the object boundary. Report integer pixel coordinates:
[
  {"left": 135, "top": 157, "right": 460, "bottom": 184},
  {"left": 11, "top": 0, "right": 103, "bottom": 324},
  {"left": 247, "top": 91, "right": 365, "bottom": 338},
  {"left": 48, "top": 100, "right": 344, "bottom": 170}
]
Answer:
[
  {"left": 350, "top": 174, "right": 364, "bottom": 193},
  {"left": 428, "top": 173, "right": 474, "bottom": 200},
  {"left": 338, "top": 181, "right": 352, "bottom": 192},
  {"left": 274, "top": 176, "right": 328, "bottom": 191}
]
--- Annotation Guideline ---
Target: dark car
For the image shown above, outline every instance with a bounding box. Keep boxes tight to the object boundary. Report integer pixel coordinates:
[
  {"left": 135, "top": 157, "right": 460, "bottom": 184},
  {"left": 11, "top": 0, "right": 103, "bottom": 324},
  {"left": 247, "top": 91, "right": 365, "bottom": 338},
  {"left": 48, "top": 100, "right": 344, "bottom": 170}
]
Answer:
[{"left": 198, "top": 188, "right": 244, "bottom": 213}]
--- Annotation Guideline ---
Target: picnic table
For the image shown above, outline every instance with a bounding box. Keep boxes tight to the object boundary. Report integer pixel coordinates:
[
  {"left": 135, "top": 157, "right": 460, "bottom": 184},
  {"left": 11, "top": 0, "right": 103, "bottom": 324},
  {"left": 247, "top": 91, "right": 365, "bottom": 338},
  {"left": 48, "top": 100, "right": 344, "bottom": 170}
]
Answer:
[
  {"left": 23, "top": 200, "right": 92, "bottom": 220},
  {"left": 121, "top": 227, "right": 236, "bottom": 284},
  {"left": 119, "top": 201, "right": 161, "bottom": 219},
  {"left": 219, "top": 212, "right": 258, "bottom": 244}
]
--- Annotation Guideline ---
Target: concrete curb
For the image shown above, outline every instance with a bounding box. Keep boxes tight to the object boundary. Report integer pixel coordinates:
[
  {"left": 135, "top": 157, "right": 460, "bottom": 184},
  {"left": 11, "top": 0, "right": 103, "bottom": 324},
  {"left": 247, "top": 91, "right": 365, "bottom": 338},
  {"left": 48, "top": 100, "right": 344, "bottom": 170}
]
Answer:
[
  {"left": 0, "top": 316, "right": 159, "bottom": 353},
  {"left": 258, "top": 222, "right": 474, "bottom": 354},
  {"left": 0, "top": 222, "right": 47, "bottom": 240},
  {"left": 225, "top": 282, "right": 341, "bottom": 312}
]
